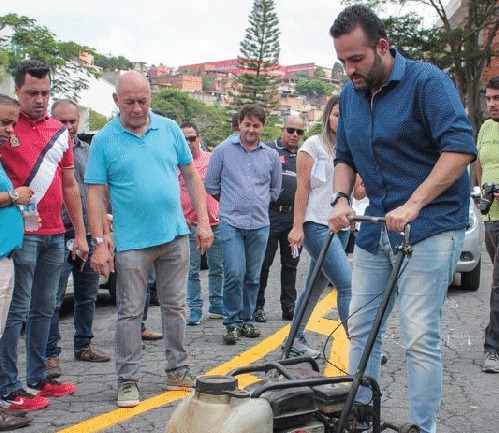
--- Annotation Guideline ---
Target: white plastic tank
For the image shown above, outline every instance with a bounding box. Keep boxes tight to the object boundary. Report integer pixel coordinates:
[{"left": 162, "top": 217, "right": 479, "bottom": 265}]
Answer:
[{"left": 165, "top": 375, "right": 273, "bottom": 433}]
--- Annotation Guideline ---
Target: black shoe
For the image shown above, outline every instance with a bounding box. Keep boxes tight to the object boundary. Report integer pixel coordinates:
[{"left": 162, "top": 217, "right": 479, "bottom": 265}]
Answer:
[
  {"left": 253, "top": 307, "right": 266, "bottom": 323},
  {"left": 281, "top": 306, "right": 294, "bottom": 321}
]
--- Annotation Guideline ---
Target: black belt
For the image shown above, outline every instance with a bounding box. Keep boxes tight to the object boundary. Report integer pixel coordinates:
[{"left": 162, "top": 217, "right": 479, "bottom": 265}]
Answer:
[{"left": 270, "top": 204, "right": 293, "bottom": 213}]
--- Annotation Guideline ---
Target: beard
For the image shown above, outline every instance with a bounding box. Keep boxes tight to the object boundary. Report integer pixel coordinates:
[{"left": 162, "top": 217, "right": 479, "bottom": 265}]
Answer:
[{"left": 351, "top": 53, "right": 385, "bottom": 91}]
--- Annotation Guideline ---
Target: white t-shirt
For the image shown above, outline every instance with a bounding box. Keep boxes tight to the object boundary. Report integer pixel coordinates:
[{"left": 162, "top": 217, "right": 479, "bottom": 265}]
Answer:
[{"left": 299, "top": 134, "right": 335, "bottom": 226}]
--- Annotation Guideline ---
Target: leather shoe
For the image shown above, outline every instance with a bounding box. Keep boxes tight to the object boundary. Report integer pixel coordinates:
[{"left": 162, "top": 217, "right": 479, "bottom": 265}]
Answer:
[
  {"left": 141, "top": 329, "right": 162, "bottom": 340},
  {"left": 0, "top": 408, "right": 32, "bottom": 431}
]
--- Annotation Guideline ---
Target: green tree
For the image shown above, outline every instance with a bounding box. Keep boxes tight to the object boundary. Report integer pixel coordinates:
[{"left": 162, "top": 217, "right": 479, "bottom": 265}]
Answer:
[
  {"left": 152, "top": 87, "right": 232, "bottom": 146},
  {"left": 294, "top": 79, "right": 333, "bottom": 98},
  {"left": 314, "top": 67, "right": 326, "bottom": 77},
  {"left": 88, "top": 109, "right": 110, "bottom": 131},
  {"left": 232, "top": 0, "right": 280, "bottom": 112},
  {"left": 152, "top": 87, "right": 204, "bottom": 123},
  {"left": 94, "top": 53, "right": 132, "bottom": 71},
  {"left": 0, "top": 13, "right": 99, "bottom": 100}
]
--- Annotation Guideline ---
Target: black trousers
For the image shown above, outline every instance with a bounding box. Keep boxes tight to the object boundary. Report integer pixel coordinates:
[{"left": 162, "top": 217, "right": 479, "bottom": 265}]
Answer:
[
  {"left": 484, "top": 220, "right": 499, "bottom": 353},
  {"left": 256, "top": 209, "right": 300, "bottom": 311}
]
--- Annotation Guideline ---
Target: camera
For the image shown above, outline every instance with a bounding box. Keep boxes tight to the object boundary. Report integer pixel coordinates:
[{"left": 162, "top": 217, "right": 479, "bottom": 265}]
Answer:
[{"left": 478, "top": 183, "right": 499, "bottom": 215}]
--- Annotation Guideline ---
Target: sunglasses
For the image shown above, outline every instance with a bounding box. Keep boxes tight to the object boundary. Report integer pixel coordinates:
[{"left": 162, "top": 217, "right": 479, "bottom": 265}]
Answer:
[
  {"left": 286, "top": 127, "right": 304, "bottom": 136},
  {"left": 185, "top": 135, "right": 199, "bottom": 143}
]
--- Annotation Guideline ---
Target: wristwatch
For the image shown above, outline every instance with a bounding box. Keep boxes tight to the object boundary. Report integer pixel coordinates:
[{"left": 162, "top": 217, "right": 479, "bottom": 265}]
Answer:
[
  {"left": 330, "top": 191, "right": 350, "bottom": 207},
  {"left": 8, "top": 190, "right": 19, "bottom": 205},
  {"left": 91, "top": 236, "right": 105, "bottom": 246}
]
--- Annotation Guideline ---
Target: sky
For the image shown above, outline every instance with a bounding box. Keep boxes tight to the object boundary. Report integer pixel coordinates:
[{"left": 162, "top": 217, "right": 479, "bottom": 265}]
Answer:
[{"left": 2, "top": 0, "right": 436, "bottom": 70}]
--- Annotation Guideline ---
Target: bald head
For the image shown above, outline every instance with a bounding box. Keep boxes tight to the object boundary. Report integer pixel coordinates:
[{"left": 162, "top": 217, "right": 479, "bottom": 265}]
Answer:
[
  {"left": 51, "top": 99, "right": 80, "bottom": 138},
  {"left": 281, "top": 116, "right": 305, "bottom": 151},
  {"left": 115, "top": 71, "right": 150, "bottom": 95},
  {"left": 113, "top": 72, "right": 151, "bottom": 134}
]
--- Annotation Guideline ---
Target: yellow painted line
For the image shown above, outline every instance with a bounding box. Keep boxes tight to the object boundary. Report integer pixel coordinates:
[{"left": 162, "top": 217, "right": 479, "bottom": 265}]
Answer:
[{"left": 57, "top": 291, "right": 348, "bottom": 433}]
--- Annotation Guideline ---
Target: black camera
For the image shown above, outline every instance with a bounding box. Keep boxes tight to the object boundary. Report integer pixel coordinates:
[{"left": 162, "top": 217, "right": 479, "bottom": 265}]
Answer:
[{"left": 478, "top": 183, "right": 499, "bottom": 215}]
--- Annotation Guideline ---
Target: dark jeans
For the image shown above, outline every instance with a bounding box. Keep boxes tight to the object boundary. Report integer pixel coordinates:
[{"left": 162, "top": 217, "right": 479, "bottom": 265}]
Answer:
[
  {"left": 484, "top": 220, "right": 499, "bottom": 354},
  {"left": 47, "top": 235, "right": 100, "bottom": 356},
  {"left": 256, "top": 210, "right": 299, "bottom": 311}
]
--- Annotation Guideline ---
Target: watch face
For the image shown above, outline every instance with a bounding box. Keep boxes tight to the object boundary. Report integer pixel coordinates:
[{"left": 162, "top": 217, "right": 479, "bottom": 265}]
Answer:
[{"left": 10, "top": 190, "right": 19, "bottom": 201}]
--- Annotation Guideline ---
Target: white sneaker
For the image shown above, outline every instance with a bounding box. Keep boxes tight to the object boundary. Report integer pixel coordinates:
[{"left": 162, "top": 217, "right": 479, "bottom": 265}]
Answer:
[
  {"left": 483, "top": 351, "right": 499, "bottom": 373},
  {"left": 289, "top": 335, "right": 320, "bottom": 359}
]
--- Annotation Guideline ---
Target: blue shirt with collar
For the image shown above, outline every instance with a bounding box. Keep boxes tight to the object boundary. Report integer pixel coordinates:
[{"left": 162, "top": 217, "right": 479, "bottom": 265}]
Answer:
[
  {"left": 205, "top": 134, "right": 282, "bottom": 230},
  {"left": 85, "top": 110, "right": 192, "bottom": 252},
  {"left": 335, "top": 49, "right": 477, "bottom": 253}
]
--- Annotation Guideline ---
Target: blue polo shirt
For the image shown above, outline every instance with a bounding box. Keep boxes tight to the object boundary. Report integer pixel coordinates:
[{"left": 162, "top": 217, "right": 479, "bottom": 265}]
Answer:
[
  {"left": 335, "top": 49, "right": 477, "bottom": 252},
  {"left": 85, "top": 111, "right": 191, "bottom": 252},
  {"left": 205, "top": 135, "right": 282, "bottom": 230},
  {"left": 0, "top": 161, "right": 23, "bottom": 258}
]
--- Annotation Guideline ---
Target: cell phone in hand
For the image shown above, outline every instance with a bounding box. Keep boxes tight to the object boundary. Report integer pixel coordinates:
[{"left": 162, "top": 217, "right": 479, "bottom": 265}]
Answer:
[{"left": 67, "top": 251, "right": 86, "bottom": 272}]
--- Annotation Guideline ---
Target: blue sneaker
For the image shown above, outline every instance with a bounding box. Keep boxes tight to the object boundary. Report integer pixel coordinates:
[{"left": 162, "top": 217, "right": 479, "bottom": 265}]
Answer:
[{"left": 187, "top": 310, "right": 201, "bottom": 326}]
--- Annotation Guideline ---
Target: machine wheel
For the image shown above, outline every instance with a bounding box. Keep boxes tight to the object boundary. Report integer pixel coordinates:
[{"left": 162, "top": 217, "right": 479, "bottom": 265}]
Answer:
[
  {"left": 399, "top": 424, "right": 420, "bottom": 433},
  {"left": 460, "top": 258, "right": 481, "bottom": 291}
]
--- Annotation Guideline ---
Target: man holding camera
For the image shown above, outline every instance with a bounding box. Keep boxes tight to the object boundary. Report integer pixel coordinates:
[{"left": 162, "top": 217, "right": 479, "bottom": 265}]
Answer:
[{"left": 476, "top": 76, "right": 499, "bottom": 373}]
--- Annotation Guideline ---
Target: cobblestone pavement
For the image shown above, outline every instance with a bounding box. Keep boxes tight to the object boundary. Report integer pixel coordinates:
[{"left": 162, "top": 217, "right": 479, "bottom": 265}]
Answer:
[{"left": 10, "top": 245, "right": 499, "bottom": 433}]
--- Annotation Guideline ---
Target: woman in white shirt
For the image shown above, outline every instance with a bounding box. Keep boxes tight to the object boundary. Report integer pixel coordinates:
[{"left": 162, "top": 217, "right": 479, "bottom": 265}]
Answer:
[{"left": 287, "top": 95, "right": 352, "bottom": 358}]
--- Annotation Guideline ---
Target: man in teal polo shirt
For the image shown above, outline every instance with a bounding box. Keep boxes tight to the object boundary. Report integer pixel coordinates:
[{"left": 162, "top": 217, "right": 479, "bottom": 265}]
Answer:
[{"left": 85, "top": 71, "right": 213, "bottom": 408}]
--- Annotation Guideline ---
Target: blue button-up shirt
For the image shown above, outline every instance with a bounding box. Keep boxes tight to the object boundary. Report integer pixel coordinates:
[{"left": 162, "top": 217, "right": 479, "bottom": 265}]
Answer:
[
  {"left": 205, "top": 135, "right": 282, "bottom": 230},
  {"left": 335, "top": 49, "right": 477, "bottom": 252}
]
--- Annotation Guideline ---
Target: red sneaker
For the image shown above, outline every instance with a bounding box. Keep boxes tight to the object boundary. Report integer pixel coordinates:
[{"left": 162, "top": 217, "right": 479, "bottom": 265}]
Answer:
[
  {"left": 28, "top": 379, "right": 76, "bottom": 397},
  {"left": 0, "top": 389, "right": 50, "bottom": 411}
]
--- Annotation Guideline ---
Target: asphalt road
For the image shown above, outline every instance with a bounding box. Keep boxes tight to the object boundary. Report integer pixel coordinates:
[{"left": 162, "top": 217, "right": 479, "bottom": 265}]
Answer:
[{"left": 10, "top": 241, "right": 499, "bottom": 433}]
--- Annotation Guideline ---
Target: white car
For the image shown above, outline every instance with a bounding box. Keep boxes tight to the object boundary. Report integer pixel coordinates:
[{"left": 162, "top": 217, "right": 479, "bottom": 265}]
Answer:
[{"left": 453, "top": 193, "right": 484, "bottom": 291}]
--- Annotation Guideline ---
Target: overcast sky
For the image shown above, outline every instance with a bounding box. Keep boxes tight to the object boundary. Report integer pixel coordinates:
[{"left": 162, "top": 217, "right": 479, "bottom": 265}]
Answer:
[{"left": 2, "top": 0, "right": 436, "bottom": 70}]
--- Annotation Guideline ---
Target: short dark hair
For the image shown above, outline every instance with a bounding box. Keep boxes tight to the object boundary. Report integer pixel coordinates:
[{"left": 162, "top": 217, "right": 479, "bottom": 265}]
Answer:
[
  {"left": 151, "top": 108, "right": 166, "bottom": 117},
  {"left": 0, "top": 94, "right": 20, "bottom": 107},
  {"left": 180, "top": 121, "right": 200, "bottom": 135},
  {"left": 15, "top": 60, "right": 51, "bottom": 87},
  {"left": 486, "top": 76, "right": 499, "bottom": 90},
  {"left": 330, "top": 5, "right": 388, "bottom": 49},
  {"left": 239, "top": 104, "right": 266, "bottom": 125}
]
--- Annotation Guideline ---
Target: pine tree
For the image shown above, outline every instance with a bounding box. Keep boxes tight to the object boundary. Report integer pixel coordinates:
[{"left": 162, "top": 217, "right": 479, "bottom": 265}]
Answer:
[{"left": 232, "top": 0, "right": 280, "bottom": 112}]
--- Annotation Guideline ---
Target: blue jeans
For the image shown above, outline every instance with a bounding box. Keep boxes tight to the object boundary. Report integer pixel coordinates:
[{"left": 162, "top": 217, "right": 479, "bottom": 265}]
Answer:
[
  {"left": 349, "top": 228, "right": 465, "bottom": 433},
  {"left": 0, "top": 235, "right": 64, "bottom": 393},
  {"left": 219, "top": 220, "right": 269, "bottom": 328},
  {"left": 294, "top": 223, "right": 352, "bottom": 338},
  {"left": 114, "top": 236, "right": 190, "bottom": 385},
  {"left": 187, "top": 225, "right": 224, "bottom": 315},
  {"left": 47, "top": 236, "right": 100, "bottom": 357}
]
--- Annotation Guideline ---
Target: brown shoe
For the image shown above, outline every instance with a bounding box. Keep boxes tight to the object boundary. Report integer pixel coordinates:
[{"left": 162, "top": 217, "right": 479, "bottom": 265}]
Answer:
[
  {"left": 74, "top": 346, "right": 111, "bottom": 362},
  {"left": 141, "top": 329, "right": 162, "bottom": 340},
  {"left": 0, "top": 408, "right": 32, "bottom": 430},
  {"left": 45, "top": 356, "right": 62, "bottom": 379}
]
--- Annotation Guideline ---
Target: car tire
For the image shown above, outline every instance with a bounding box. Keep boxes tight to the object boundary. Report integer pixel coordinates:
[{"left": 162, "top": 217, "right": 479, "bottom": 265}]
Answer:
[{"left": 460, "top": 258, "right": 481, "bottom": 291}]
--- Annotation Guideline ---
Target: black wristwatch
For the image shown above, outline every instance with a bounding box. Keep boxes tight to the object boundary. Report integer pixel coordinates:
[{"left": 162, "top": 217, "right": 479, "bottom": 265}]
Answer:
[
  {"left": 330, "top": 191, "right": 350, "bottom": 207},
  {"left": 8, "top": 190, "right": 19, "bottom": 205}
]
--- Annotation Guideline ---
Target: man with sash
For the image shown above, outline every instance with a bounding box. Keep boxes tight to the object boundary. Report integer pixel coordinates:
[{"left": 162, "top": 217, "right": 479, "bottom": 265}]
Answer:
[{"left": 0, "top": 60, "right": 87, "bottom": 412}]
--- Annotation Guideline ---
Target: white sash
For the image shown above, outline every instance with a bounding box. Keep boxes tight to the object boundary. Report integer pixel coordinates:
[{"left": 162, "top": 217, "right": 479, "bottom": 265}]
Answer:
[{"left": 26, "top": 127, "right": 69, "bottom": 204}]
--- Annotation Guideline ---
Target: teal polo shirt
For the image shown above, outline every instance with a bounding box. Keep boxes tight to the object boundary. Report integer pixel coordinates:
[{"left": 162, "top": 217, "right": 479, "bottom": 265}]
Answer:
[{"left": 85, "top": 111, "right": 192, "bottom": 252}]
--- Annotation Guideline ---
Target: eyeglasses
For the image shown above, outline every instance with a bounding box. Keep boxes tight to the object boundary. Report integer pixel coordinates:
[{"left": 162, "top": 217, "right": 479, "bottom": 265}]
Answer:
[
  {"left": 286, "top": 127, "right": 304, "bottom": 136},
  {"left": 185, "top": 135, "right": 199, "bottom": 143}
]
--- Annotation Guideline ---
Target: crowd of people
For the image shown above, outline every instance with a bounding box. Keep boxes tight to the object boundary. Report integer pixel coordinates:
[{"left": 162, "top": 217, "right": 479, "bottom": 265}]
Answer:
[{"left": 0, "top": 5, "right": 497, "bottom": 433}]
